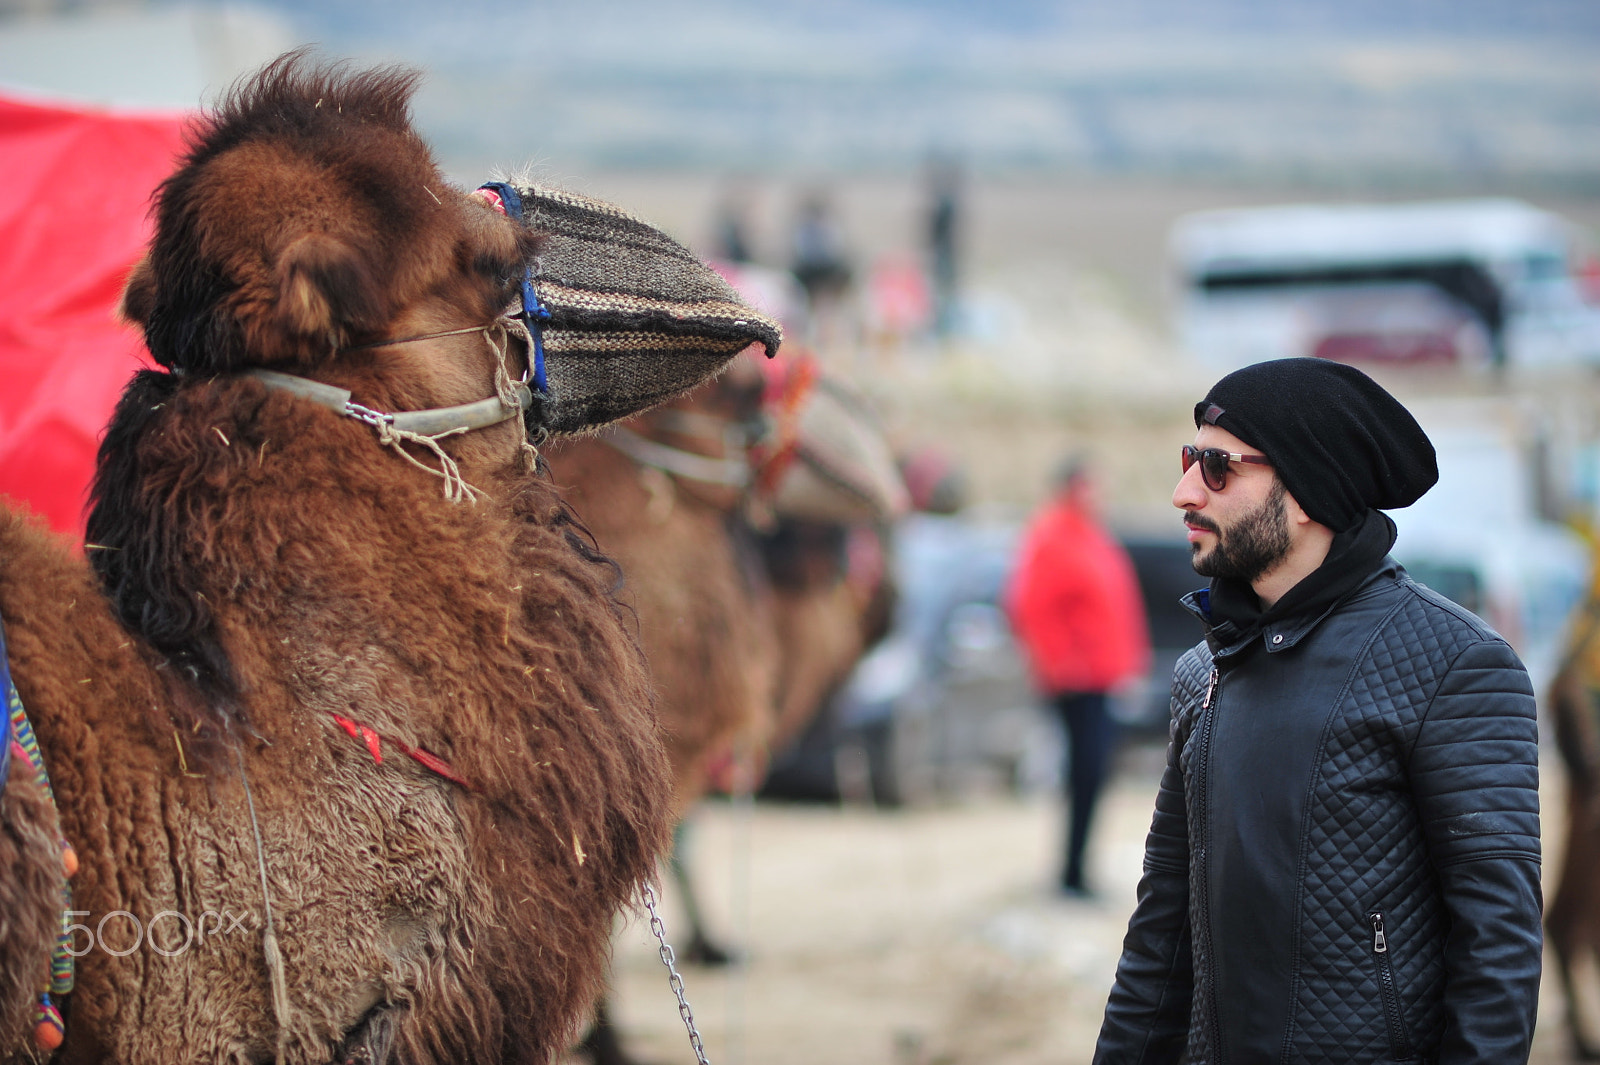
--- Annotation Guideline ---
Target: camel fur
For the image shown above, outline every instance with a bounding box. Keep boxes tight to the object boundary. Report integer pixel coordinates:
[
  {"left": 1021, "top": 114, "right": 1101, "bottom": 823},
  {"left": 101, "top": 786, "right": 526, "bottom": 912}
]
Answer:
[{"left": 0, "top": 761, "right": 60, "bottom": 1053}]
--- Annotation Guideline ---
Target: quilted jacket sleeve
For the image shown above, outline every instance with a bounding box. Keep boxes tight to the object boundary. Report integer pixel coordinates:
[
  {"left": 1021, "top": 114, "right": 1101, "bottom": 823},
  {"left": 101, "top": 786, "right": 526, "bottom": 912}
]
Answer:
[
  {"left": 1410, "top": 636, "right": 1541, "bottom": 1065},
  {"left": 1093, "top": 681, "right": 1195, "bottom": 1064}
]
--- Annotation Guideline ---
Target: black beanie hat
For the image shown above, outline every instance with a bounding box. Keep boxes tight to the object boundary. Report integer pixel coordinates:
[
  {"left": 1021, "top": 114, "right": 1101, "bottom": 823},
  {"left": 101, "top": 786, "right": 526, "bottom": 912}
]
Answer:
[{"left": 1193, "top": 358, "right": 1438, "bottom": 533}]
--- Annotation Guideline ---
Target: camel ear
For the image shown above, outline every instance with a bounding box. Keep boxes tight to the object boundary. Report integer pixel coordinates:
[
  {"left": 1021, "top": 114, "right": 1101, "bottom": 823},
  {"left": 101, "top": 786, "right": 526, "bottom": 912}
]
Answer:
[
  {"left": 274, "top": 233, "right": 381, "bottom": 346},
  {"left": 118, "top": 254, "right": 157, "bottom": 326}
]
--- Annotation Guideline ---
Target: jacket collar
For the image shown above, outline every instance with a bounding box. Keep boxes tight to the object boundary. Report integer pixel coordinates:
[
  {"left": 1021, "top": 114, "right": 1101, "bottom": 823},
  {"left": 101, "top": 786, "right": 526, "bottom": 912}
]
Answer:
[{"left": 1181, "top": 509, "right": 1398, "bottom": 659}]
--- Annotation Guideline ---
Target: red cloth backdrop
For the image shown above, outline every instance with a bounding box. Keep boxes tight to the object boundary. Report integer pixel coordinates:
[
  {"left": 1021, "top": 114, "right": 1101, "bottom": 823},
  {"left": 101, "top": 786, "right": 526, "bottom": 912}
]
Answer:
[{"left": 0, "top": 93, "right": 188, "bottom": 540}]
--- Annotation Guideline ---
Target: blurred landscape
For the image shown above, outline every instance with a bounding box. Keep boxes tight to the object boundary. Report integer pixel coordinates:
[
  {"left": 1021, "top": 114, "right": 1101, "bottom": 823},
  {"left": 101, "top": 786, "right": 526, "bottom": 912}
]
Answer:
[{"left": 153, "top": 0, "right": 1600, "bottom": 187}]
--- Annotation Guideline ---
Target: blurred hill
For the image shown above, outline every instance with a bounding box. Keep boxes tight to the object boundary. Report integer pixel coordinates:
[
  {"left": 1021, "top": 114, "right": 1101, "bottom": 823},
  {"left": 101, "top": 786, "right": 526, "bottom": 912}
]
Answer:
[
  {"left": 245, "top": 0, "right": 1600, "bottom": 187},
  {"left": 7, "top": 1, "right": 1588, "bottom": 184}
]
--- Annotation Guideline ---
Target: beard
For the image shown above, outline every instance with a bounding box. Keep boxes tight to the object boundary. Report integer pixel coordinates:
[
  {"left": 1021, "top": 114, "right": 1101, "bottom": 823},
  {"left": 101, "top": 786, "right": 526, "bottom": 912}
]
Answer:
[{"left": 1189, "top": 479, "right": 1292, "bottom": 584}]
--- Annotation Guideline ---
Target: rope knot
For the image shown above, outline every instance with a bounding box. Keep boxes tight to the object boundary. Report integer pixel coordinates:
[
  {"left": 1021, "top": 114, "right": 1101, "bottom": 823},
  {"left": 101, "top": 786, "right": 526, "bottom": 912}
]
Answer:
[
  {"left": 361, "top": 319, "right": 539, "bottom": 503},
  {"left": 372, "top": 419, "right": 479, "bottom": 503}
]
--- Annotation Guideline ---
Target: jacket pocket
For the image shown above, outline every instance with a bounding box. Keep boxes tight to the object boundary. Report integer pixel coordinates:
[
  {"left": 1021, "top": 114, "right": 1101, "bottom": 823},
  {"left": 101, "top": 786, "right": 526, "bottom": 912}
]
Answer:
[{"left": 1368, "top": 911, "right": 1416, "bottom": 1061}]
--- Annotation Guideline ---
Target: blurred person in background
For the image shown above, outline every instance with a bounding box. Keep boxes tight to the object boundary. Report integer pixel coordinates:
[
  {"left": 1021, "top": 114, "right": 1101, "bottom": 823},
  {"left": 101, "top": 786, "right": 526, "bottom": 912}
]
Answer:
[
  {"left": 789, "top": 191, "right": 852, "bottom": 309},
  {"left": 1095, "top": 359, "right": 1541, "bottom": 1065},
  {"left": 924, "top": 155, "right": 962, "bottom": 339},
  {"left": 1005, "top": 455, "right": 1150, "bottom": 898},
  {"left": 712, "top": 180, "right": 755, "bottom": 264}
]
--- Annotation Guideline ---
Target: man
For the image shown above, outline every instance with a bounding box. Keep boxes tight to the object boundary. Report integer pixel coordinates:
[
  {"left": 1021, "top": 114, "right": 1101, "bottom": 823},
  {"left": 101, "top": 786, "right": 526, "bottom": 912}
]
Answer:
[
  {"left": 1095, "top": 359, "right": 1541, "bottom": 1064},
  {"left": 1006, "top": 457, "right": 1150, "bottom": 896}
]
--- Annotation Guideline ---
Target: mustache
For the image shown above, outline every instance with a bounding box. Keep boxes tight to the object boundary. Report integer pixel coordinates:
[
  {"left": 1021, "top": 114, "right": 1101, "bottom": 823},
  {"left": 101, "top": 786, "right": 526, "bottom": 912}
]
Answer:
[{"left": 1185, "top": 514, "right": 1220, "bottom": 534}]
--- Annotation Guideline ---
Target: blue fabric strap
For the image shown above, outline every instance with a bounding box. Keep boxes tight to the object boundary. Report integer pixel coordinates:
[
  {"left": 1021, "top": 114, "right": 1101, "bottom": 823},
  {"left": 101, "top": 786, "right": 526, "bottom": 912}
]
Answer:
[
  {"left": 476, "top": 181, "right": 551, "bottom": 394},
  {"left": 0, "top": 614, "right": 13, "bottom": 797}
]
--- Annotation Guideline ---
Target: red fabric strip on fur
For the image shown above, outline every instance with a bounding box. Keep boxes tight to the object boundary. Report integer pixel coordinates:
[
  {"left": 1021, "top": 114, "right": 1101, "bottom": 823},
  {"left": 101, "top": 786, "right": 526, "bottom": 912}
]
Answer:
[
  {"left": 331, "top": 713, "right": 472, "bottom": 789},
  {"left": 392, "top": 741, "right": 473, "bottom": 792},
  {"left": 331, "top": 714, "right": 383, "bottom": 765}
]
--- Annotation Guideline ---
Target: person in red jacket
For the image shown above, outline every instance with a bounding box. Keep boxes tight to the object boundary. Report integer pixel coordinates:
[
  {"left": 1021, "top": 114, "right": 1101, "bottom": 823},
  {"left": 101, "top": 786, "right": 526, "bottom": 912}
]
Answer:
[{"left": 1006, "top": 456, "right": 1151, "bottom": 896}]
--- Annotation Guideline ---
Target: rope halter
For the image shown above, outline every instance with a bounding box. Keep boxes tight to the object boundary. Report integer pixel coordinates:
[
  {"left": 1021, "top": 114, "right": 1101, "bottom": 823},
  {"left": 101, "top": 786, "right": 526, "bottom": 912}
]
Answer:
[{"left": 249, "top": 317, "right": 537, "bottom": 503}]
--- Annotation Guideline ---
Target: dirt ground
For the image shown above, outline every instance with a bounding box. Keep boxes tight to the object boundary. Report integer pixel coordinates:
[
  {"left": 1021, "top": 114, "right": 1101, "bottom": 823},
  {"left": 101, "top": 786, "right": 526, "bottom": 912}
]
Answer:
[{"left": 603, "top": 739, "right": 1576, "bottom": 1065}]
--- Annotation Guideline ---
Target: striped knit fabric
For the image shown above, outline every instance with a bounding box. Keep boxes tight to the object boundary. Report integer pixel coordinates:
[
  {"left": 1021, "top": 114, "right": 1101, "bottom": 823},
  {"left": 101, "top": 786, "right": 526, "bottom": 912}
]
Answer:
[
  {"left": 0, "top": 662, "right": 9, "bottom": 799},
  {"left": 8, "top": 685, "right": 52, "bottom": 806},
  {"left": 4, "top": 625, "right": 75, "bottom": 1009},
  {"left": 514, "top": 184, "right": 782, "bottom": 436}
]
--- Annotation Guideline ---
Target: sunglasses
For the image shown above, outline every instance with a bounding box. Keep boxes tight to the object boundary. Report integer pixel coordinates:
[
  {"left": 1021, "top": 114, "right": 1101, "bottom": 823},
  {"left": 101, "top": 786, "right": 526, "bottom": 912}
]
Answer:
[{"left": 1181, "top": 445, "right": 1272, "bottom": 491}]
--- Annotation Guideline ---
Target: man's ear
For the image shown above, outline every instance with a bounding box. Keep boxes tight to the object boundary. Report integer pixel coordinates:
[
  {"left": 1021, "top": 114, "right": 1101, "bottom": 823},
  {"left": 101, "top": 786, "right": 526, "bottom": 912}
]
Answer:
[
  {"left": 1282, "top": 487, "right": 1335, "bottom": 546},
  {"left": 1284, "top": 489, "right": 1313, "bottom": 527},
  {"left": 118, "top": 254, "right": 157, "bottom": 326}
]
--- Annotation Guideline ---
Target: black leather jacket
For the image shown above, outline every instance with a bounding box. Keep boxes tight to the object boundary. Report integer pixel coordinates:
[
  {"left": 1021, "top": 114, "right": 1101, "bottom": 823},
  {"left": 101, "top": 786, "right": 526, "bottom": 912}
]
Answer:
[{"left": 1094, "top": 558, "right": 1541, "bottom": 1064}]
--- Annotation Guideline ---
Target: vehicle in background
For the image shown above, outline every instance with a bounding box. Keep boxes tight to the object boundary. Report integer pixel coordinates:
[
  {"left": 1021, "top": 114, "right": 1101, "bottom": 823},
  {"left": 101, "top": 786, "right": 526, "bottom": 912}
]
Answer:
[
  {"left": 1390, "top": 409, "right": 1588, "bottom": 694},
  {"left": 759, "top": 513, "right": 1201, "bottom": 807},
  {"left": 1170, "top": 198, "right": 1600, "bottom": 372},
  {"left": 759, "top": 512, "right": 1029, "bottom": 806}
]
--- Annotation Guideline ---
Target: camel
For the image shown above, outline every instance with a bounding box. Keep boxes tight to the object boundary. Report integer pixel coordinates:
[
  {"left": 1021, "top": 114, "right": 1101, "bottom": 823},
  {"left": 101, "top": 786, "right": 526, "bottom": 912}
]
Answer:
[
  {"left": 750, "top": 363, "right": 908, "bottom": 765},
  {"left": 546, "top": 356, "right": 778, "bottom": 816},
  {"left": 0, "top": 52, "right": 776, "bottom": 1064},
  {"left": 543, "top": 348, "right": 905, "bottom": 1065},
  {"left": 546, "top": 353, "right": 906, "bottom": 814}
]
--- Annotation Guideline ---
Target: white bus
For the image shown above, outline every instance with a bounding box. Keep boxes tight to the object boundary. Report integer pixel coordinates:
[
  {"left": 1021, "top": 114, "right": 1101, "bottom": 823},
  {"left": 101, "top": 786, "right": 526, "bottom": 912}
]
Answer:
[{"left": 1169, "top": 198, "right": 1600, "bottom": 372}]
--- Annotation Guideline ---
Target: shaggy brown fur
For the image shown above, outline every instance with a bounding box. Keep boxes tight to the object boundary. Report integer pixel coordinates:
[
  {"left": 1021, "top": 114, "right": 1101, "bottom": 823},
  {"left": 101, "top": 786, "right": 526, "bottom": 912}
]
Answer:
[
  {"left": 0, "top": 53, "right": 676, "bottom": 1064},
  {"left": 98, "top": 53, "right": 544, "bottom": 734}
]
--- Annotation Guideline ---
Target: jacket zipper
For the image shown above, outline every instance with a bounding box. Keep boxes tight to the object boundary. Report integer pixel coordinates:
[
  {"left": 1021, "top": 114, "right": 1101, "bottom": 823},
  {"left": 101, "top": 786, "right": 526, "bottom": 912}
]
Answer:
[
  {"left": 1195, "top": 664, "right": 1225, "bottom": 1059},
  {"left": 1369, "top": 911, "right": 1414, "bottom": 1060}
]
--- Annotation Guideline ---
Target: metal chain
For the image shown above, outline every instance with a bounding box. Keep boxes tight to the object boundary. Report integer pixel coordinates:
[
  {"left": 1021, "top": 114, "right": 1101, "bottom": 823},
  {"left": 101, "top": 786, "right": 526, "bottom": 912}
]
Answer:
[
  {"left": 641, "top": 879, "right": 712, "bottom": 1065},
  {"left": 343, "top": 401, "right": 393, "bottom": 428}
]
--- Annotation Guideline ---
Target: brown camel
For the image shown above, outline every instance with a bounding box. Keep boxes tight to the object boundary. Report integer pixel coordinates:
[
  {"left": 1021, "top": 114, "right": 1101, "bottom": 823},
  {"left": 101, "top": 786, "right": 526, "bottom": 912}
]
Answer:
[
  {"left": 545, "top": 350, "right": 906, "bottom": 1065},
  {"left": 547, "top": 355, "right": 906, "bottom": 814},
  {"left": 752, "top": 364, "right": 908, "bottom": 758},
  {"left": 546, "top": 356, "right": 778, "bottom": 815},
  {"left": 0, "top": 53, "right": 775, "bottom": 1064}
]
